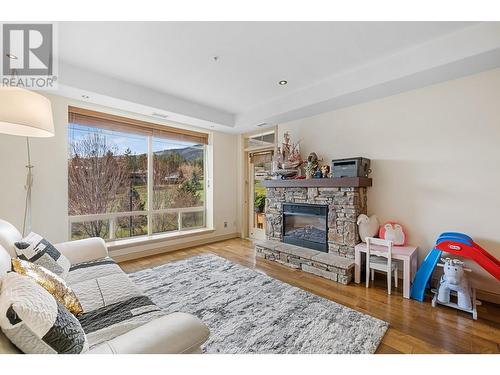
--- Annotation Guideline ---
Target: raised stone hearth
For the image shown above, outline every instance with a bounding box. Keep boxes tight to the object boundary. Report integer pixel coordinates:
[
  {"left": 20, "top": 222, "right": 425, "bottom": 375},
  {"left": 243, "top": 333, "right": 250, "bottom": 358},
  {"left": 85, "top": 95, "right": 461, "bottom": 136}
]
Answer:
[{"left": 255, "top": 240, "right": 354, "bottom": 284}]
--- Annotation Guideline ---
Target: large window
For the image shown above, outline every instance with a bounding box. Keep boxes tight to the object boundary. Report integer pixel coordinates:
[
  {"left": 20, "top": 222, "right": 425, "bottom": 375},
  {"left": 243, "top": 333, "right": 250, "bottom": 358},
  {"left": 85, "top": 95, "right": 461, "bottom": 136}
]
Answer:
[{"left": 67, "top": 107, "right": 208, "bottom": 241}]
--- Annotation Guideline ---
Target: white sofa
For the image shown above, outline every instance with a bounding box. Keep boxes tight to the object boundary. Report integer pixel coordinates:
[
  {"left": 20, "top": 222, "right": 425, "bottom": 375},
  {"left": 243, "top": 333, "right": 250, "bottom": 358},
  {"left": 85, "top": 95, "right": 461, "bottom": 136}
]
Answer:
[{"left": 0, "top": 219, "right": 210, "bottom": 354}]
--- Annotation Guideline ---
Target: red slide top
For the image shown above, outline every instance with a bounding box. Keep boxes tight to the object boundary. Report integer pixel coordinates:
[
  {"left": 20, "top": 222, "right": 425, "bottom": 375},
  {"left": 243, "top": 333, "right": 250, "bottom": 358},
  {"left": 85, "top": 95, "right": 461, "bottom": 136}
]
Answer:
[{"left": 436, "top": 240, "right": 500, "bottom": 281}]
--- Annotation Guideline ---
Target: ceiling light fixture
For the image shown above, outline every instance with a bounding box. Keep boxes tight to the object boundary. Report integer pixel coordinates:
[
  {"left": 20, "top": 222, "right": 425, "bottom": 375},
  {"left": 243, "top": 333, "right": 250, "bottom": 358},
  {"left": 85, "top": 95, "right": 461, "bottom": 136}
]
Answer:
[
  {"left": 278, "top": 80, "right": 288, "bottom": 85},
  {"left": 6, "top": 53, "right": 18, "bottom": 60},
  {"left": 151, "top": 112, "right": 169, "bottom": 119}
]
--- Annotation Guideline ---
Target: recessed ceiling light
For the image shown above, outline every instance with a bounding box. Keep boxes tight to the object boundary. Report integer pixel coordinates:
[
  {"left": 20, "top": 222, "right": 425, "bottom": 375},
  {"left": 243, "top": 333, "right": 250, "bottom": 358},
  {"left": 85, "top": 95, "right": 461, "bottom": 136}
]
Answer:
[
  {"left": 81, "top": 95, "right": 90, "bottom": 99},
  {"left": 151, "top": 112, "right": 169, "bottom": 119},
  {"left": 278, "top": 80, "right": 288, "bottom": 85},
  {"left": 6, "top": 53, "right": 18, "bottom": 60}
]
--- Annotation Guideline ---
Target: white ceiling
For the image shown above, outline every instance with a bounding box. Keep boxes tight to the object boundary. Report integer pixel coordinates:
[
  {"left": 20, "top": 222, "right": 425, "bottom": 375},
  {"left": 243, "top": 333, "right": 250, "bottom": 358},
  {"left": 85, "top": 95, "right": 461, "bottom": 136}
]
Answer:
[{"left": 56, "top": 21, "right": 500, "bottom": 133}]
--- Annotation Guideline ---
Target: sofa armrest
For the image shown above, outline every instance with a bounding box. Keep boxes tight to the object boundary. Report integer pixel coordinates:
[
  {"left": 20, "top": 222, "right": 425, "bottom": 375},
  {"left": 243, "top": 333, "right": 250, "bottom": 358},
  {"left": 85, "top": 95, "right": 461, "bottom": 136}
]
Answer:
[
  {"left": 88, "top": 312, "right": 210, "bottom": 354},
  {"left": 54, "top": 237, "right": 109, "bottom": 265},
  {"left": 0, "top": 331, "right": 21, "bottom": 354}
]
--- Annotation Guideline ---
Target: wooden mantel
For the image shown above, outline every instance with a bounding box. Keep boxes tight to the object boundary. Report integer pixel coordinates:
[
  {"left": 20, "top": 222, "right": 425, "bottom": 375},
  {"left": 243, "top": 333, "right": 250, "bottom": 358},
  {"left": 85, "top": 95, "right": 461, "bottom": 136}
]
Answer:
[{"left": 261, "top": 177, "right": 372, "bottom": 188}]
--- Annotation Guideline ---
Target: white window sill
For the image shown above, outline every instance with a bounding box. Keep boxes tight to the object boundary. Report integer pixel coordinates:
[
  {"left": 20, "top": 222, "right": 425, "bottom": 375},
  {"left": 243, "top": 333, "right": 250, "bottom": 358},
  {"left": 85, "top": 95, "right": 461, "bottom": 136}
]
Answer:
[{"left": 106, "top": 227, "right": 215, "bottom": 251}]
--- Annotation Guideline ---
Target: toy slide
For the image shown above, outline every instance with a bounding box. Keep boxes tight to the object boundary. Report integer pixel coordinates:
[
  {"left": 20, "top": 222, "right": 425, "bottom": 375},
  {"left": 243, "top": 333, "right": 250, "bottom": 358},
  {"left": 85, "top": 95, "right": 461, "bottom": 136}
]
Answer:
[
  {"left": 410, "top": 248, "right": 442, "bottom": 301},
  {"left": 410, "top": 232, "right": 500, "bottom": 302}
]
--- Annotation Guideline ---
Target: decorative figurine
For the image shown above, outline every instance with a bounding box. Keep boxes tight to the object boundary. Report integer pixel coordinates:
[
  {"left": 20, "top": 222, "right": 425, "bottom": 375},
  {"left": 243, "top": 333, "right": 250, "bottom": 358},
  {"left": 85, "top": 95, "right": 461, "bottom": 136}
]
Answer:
[
  {"left": 307, "top": 152, "right": 319, "bottom": 171},
  {"left": 304, "top": 161, "right": 314, "bottom": 179},
  {"left": 282, "top": 131, "right": 291, "bottom": 160},
  {"left": 307, "top": 152, "right": 319, "bottom": 167},
  {"left": 281, "top": 131, "right": 303, "bottom": 170},
  {"left": 271, "top": 131, "right": 303, "bottom": 179},
  {"left": 320, "top": 165, "right": 330, "bottom": 178}
]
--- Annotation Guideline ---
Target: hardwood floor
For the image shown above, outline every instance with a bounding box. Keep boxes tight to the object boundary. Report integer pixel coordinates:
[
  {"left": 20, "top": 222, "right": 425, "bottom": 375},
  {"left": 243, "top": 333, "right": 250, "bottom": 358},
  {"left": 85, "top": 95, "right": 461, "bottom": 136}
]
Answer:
[{"left": 119, "top": 238, "right": 500, "bottom": 354}]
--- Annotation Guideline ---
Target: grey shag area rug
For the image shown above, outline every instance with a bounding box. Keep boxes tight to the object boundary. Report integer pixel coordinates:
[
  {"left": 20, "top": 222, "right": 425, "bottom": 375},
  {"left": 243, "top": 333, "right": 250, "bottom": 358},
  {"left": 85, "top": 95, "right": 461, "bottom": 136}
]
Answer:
[{"left": 129, "top": 254, "right": 388, "bottom": 354}]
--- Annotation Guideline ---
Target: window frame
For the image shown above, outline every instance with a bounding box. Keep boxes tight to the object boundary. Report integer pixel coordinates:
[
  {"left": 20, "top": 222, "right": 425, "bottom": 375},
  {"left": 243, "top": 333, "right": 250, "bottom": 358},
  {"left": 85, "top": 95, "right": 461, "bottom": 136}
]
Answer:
[{"left": 67, "top": 107, "right": 209, "bottom": 242}]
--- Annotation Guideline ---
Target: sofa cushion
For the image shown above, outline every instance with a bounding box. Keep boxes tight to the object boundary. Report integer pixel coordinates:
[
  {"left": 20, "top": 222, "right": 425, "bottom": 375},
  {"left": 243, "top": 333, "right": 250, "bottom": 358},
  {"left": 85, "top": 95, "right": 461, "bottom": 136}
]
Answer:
[
  {"left": 14, "top": 232, "right": 71, "bottom": 278},
  {"left": 71, "top": 272, "right": 143, "bottom": 312},
  {"left": 0, "top": 273, "right": 88, "bottom": 354},
  {"left": 78, "top": 295, "right": 163, "bottom": 348},
  {"left": 11, "top": 259, "right": 83, "bottom": 316},
  {"left": 65, "top": 257, "right": 122, "bottom": 286},
  {"left": 67, "top": 257, "right": 164, "bottom": 349}
]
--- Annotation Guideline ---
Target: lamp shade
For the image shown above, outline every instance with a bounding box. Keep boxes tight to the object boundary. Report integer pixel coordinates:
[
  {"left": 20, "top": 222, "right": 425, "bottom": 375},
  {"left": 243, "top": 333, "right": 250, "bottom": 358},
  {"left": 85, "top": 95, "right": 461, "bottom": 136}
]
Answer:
[{"left": 0, "top": 87, "right": 55, "bottom": 137}]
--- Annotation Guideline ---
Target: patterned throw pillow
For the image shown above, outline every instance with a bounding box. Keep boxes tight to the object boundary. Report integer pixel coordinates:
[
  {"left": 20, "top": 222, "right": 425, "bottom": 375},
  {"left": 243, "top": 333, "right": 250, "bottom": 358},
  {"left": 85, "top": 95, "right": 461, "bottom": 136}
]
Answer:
[
  {"left": 14, "top": 232, "right": 71, "bottom": 278},
  {"left": 0, "top": 273, "right": 88, "bottom": 354},
  {"left": 11, "top": 259, "right": 83, "bottom": 316}
]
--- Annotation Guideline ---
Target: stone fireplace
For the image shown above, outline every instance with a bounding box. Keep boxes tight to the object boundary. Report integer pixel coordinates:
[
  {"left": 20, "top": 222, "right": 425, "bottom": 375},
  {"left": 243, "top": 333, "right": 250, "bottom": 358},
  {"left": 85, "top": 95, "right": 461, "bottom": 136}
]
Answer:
[
  {"left": 255, "top": 178, "right": 371, "bottom": 285},
  {"left": 264, "top": 178, "right": 370, "bottom": 259}
]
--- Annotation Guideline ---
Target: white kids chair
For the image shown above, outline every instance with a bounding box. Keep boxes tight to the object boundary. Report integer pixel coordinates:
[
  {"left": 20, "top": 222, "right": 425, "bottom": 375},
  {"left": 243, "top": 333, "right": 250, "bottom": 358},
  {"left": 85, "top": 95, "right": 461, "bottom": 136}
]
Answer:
[{"left": 365, "top": 237, "right": 398, "bottom": 295}]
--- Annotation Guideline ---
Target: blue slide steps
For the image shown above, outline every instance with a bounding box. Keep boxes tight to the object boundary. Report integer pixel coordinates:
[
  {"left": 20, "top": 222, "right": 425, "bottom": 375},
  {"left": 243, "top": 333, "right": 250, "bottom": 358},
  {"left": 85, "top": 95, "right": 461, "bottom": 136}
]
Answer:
[{"left": 410, "top": 232, "right": 474, "bottom": 301}]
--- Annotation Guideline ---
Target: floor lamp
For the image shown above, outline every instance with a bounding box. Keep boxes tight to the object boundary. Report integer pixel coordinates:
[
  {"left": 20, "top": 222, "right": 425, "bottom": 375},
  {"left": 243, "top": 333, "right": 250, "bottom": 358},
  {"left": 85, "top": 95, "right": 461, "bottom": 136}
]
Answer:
[{"left": 0, "top": 87, "right": 55, "bottom": 235}]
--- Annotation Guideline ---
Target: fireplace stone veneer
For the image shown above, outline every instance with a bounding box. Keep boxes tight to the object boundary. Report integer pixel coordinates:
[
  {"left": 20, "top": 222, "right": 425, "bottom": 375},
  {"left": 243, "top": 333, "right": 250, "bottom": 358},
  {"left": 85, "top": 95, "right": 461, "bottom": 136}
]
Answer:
[{"left": 265, "top": 185, "right": 368, "bottom": 259}]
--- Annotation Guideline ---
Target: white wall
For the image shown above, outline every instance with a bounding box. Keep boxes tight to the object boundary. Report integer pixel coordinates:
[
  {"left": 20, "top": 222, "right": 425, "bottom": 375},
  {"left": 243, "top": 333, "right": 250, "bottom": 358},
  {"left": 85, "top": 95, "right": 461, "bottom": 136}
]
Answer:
[
  {"left": 0, "top": 94, "right": 240, "bottom": 248},
  {"left": 279, "top": 68, "right": 500, "bottom": 296}
]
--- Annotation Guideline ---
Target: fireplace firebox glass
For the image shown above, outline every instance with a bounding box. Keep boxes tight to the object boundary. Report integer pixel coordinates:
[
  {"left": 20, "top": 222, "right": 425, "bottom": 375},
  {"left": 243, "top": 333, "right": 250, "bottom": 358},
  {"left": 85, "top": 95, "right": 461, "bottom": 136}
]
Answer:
[{"left": 282, "top": 203, "right": 328, "bottom": 252}]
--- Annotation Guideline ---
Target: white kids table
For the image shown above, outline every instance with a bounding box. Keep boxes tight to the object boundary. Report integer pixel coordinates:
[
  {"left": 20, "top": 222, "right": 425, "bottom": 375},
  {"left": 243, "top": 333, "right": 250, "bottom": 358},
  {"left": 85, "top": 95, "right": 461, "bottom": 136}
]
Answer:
[{"left": 354, "top": 242, "right": 418, "bottom": 299}]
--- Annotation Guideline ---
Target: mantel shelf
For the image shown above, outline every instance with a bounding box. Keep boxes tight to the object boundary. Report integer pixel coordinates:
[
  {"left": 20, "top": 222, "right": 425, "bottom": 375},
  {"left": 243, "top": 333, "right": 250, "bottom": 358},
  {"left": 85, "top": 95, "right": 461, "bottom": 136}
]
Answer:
[{"left": 261, "top": 177, "right": 372, "bottom": 188}]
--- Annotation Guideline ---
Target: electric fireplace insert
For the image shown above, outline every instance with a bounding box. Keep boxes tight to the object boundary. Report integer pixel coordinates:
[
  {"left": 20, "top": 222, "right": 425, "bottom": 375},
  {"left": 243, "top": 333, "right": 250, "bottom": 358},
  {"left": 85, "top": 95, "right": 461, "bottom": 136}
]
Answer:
[{"left": 282, "top": 202, "right": 328, "bottom": 252}]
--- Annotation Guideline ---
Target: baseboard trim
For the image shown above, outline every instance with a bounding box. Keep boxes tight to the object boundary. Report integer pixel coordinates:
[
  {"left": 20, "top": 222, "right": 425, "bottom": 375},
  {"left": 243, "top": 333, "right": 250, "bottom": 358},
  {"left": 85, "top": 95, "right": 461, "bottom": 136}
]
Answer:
[
  {"left": 107, "top": 228, "right": 215, "bottom": 250},
  {"left": 476, "top": 289, "right": 500, "bottom": 305},
  {"left": 112, "top": 232, "right": 240, "bottom": 262}
]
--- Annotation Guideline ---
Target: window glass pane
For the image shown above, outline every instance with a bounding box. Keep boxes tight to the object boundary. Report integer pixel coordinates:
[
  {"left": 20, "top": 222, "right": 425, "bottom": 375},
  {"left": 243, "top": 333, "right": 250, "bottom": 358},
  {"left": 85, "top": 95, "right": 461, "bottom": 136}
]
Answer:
[
  {"left": 181, "top": 211, "right": 204, "bottom": 230},
  {"left": 68, "top": 112, "right": 208, "bottom": 242},
  {"left": 152, "top": 138, "right": 205, "bottom": 210},
  {"left": 114, "top": 215, "right": 148, "bottom": 239},
  {"left": 246, "top": 132, "right": 275, "bottom": 148},
  {"left": 152, "top": 212, "right": 179, "bottom": 234},
  {"left": 70, "top": 221, "right": 110, "bottom": 241},
  {"left": 68, "top": 124, "right": 148, "bottom": 216}
]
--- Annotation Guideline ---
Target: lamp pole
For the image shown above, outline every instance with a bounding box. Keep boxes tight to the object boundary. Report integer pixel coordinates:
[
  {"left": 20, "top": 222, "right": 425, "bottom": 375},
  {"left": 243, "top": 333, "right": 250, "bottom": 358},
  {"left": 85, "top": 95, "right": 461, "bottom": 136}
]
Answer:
[{"left": 23, "top": 137, "right": 34, "bottom": 236}]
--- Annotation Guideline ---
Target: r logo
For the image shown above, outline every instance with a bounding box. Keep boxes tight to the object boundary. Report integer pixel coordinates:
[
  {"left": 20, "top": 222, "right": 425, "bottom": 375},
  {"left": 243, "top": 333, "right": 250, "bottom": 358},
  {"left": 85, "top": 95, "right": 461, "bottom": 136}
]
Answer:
[{"left": 2, "top": 24, "right": 53, "bottom": 76}]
